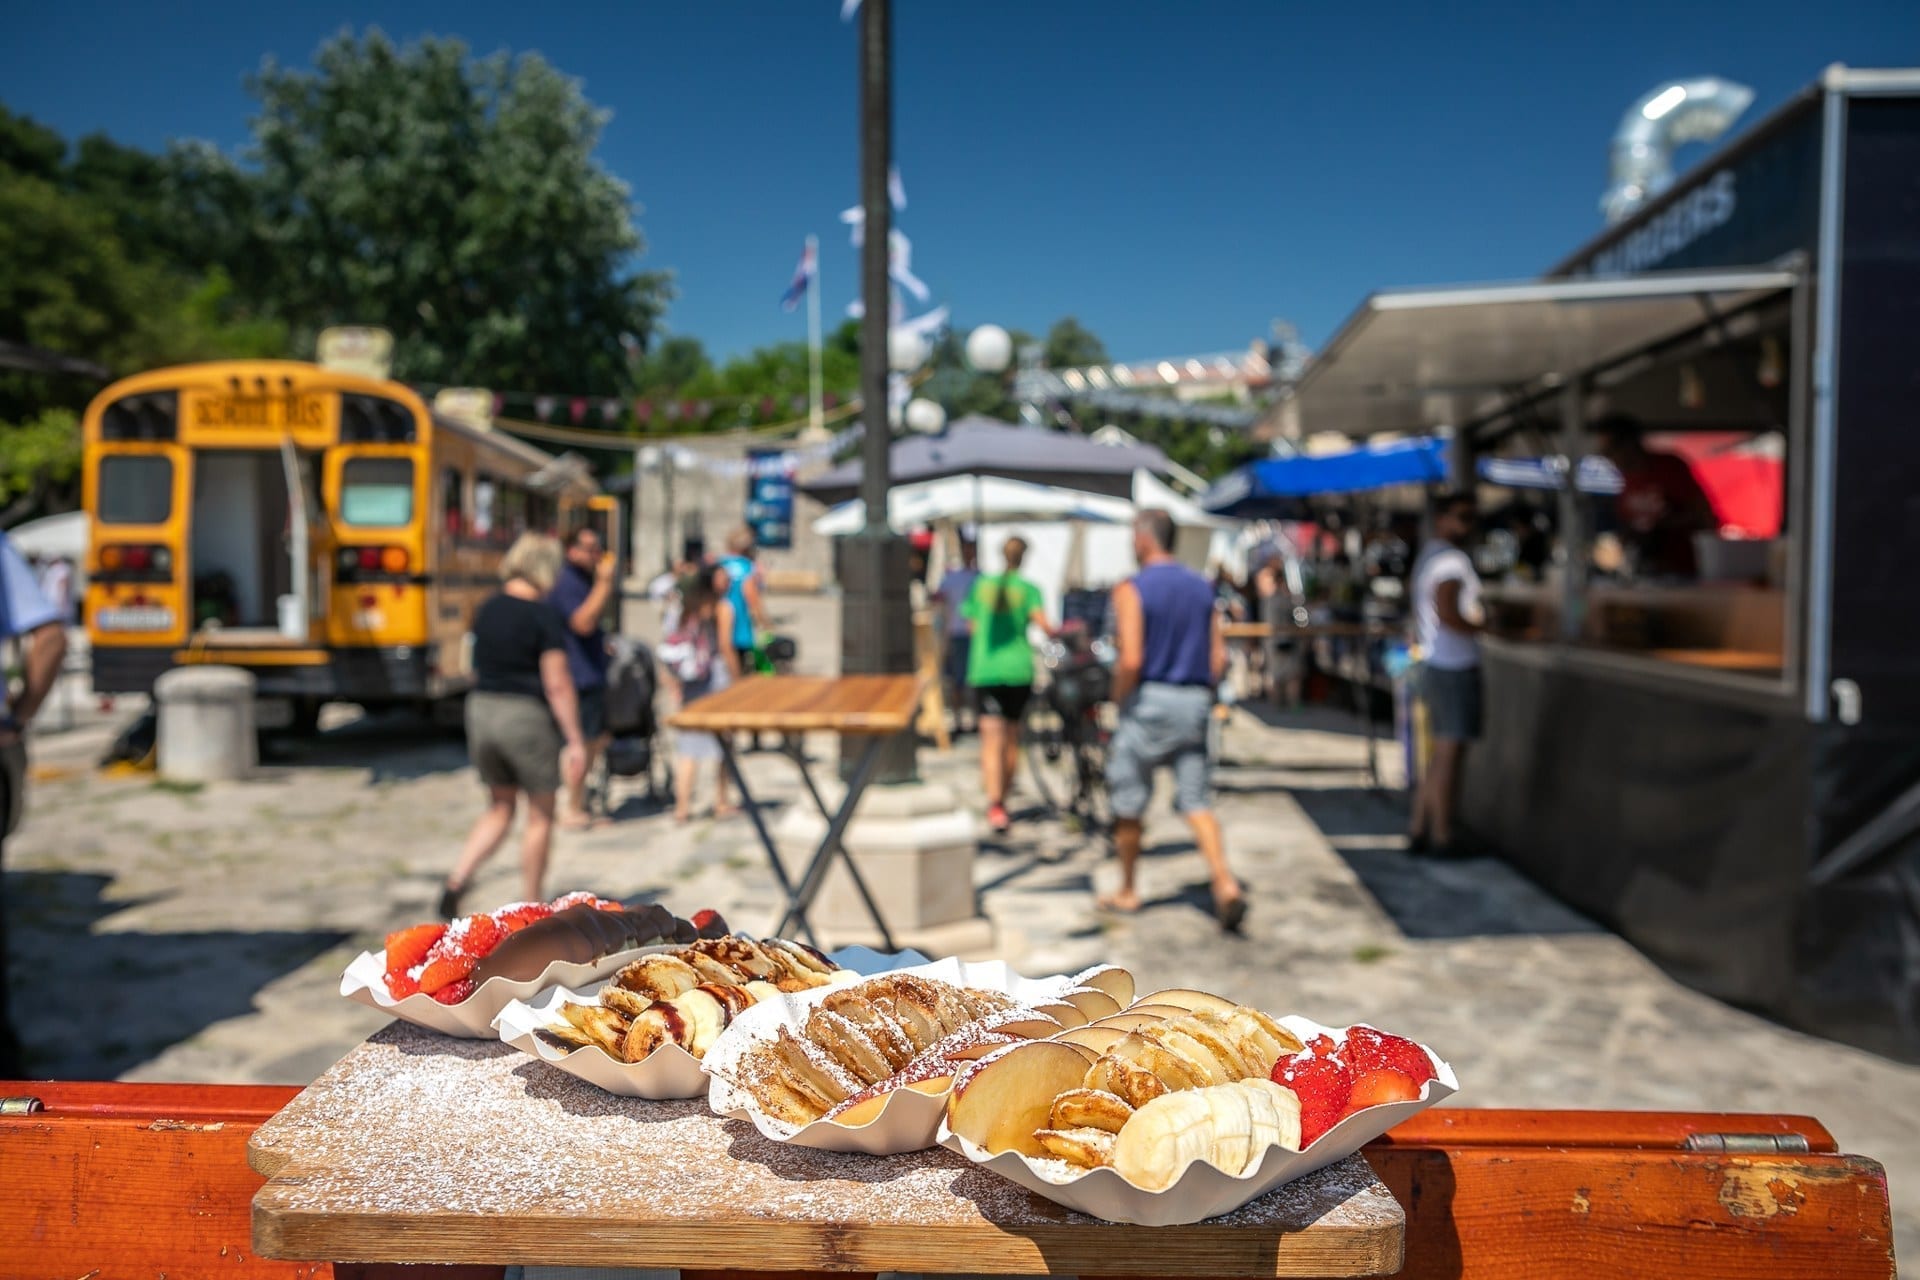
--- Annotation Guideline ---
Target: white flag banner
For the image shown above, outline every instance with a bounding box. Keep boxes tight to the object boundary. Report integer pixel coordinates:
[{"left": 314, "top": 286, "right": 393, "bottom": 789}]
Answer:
[
  {"left": 888, "top": 229, "right": 930, "bottom": 302},
  {"left": 897, "top": 303, "right": 950, "bottom": 339}
]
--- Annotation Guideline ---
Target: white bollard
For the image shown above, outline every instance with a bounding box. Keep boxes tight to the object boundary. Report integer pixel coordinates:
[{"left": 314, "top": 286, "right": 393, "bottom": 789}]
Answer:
[{"left": 154, "top": 665, "right": 257, "bottom": 782}]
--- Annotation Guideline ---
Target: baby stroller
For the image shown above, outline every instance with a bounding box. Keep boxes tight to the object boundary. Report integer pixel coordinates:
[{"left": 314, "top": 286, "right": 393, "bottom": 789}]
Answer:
[{"left": 598, "top": 636, "right": 662, "bottom": 808}]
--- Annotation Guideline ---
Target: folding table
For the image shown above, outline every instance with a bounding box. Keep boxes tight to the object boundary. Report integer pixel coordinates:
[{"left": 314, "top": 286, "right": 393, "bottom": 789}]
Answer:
[{"left": 667, "top": 673, "right": 922, "bottom": 953}]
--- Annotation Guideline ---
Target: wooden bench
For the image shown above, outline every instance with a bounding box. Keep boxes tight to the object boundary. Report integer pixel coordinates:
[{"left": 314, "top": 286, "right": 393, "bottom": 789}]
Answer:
[{"left": 1, "top": 1080, "right": 1894, "bottom": 1278}]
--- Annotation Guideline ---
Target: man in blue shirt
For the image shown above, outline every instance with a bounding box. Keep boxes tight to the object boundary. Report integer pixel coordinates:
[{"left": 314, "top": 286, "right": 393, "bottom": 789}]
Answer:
[
  {"left": 550, "top": 526, "right": 615, "bottom": 828},
  {"left": 1, "top": 529, "right": 67, "bottom": 1075},
  {"left": 932, "top": 536, "right": 980, "bottom": 734}
]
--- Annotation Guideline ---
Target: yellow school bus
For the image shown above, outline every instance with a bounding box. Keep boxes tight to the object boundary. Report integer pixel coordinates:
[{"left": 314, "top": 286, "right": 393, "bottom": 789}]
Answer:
[{"left": 81, "top": 360, "right": 617, "bottom": 729}]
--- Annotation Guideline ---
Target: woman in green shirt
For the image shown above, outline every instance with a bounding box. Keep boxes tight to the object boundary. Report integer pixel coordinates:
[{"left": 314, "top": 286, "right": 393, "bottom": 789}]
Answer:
[{"left": 963, "top": 535, "right": 1056, "bottom": 833}]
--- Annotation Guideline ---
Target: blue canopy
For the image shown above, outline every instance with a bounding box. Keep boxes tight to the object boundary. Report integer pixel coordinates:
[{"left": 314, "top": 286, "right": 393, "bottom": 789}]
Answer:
[{"left": 1200, "top": 436, "right": 1447, "bottom": 516}]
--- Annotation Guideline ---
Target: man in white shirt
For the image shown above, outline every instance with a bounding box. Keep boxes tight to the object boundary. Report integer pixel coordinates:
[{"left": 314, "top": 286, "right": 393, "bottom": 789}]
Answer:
[{"left": 1407, "top": 492, "right": 1483, "bottom": 855}]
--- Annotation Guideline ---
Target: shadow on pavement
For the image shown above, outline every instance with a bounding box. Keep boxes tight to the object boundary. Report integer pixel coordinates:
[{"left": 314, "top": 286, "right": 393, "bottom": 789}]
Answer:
[
  {"left": 4, "top": 869, "right": 350, "bottom": 1079},
  {"left": 257, "top": 708, "right": 468, "bottom": 784},
  {"left": 1293, "top": 785, "right": 1603, "bottom": 939}
]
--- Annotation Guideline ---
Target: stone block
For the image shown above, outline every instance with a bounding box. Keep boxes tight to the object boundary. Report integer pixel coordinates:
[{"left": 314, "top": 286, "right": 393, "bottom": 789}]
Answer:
[
  {"left": 771, "top": 779, "right": 982, "bottom": 935},
  {"left": 154, "top": 665, "right": 256, "bottom": 782}
]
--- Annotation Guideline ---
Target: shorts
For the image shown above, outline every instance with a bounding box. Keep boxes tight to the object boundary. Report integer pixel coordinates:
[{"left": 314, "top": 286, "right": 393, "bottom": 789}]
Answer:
[
  {"left": 975, "top": 684, "right": 1031, "bottom": 722},
  {"left": 1106, "top": 682, "right": 1214, "bottom": 819},
  {"left": 466, "top": 691, "right": 562, "bottom": 794},
  {"left": 576, "top": 686, "right": 608, "bottom": 741},
  {"left": 1420, "top": 665, "right": 1483, "bottom": 742}
]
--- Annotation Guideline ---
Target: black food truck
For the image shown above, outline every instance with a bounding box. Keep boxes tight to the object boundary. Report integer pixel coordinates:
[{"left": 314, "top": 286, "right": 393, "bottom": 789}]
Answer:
[{"left": 1290, "top": 66, "right": 1920, "bottom": 1060}]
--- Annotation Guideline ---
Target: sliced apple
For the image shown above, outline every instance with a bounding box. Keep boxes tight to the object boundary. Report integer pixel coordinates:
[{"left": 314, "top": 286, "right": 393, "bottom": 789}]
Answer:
[
  {"left": 1032, "top": 999, "right": 1089, "bottom": 1029},
  {"left": 826, "top": 1074, "right": 957, "bottom": 1128},
  {"left": 1068, "top": 963, "right": 1136, "bottom": 1009},
  {"left": 1060, "top": 986, "right": 1123, "bottom": 1021},
  {"left": 946, "top": 1040, "right": 1095, "bottom": 1157},
  {"left": 1053, "top": 1025, "right": 1127, "bottom": 1056},
  {"left": 986, "top": 1010, "right": 1066, "bottom": 1041},
  {"left": 1134, "top": 987, "right": 1239, "bottom": 1015},
  {"left": 1092, "top": 1011, "right": 1177, "bottom": 1033}
]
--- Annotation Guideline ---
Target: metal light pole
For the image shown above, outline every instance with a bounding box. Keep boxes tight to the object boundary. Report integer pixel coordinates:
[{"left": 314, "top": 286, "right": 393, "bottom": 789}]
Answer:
[{"left": 840, "top": 0, "right": 916, "bottom": 784}]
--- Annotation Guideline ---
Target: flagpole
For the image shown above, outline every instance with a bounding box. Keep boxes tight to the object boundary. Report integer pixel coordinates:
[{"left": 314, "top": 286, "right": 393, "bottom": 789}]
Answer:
[{"left": 806, "top": 233, "right": 825, "bottom": 439}]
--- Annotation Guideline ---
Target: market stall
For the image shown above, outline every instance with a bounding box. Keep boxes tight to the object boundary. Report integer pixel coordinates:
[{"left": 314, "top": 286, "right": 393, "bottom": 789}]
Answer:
[{"left": 1287, "top": 66, "right": 1920, "bottom": 1060}]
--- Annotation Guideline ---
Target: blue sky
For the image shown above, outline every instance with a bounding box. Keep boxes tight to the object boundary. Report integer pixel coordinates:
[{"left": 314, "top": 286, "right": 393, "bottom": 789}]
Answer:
[{"left": 3, "top": 1, "right": 1912, "bottom": 364}]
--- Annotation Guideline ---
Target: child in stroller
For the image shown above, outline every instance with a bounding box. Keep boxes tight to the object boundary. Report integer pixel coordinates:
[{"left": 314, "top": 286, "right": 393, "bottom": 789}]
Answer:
[{"left": 597, "top": 635, "right": 663, "bottom": 808}]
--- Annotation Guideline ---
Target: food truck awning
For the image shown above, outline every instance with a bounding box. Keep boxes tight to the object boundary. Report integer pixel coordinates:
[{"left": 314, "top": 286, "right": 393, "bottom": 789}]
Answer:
[{"left": 1294, "top": 267, "right": 1801, "bottom": 437}]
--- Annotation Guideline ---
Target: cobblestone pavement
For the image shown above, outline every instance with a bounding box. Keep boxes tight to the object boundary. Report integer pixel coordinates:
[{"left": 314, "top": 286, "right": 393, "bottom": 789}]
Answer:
[{"left": 7, "top": 699, "right": 1914, "bottom": 1264}]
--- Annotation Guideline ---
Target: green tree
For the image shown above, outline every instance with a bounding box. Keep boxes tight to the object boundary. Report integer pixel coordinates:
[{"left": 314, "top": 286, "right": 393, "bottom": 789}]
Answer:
[
  {"left": 1043, "top": 315, "right": 1107, "bottom": 370},
  {"left": 633, "top": 336, "right": 713, "bottom": 397},
  {"left": 241, "top": 30, "right": 668, "bottom": 391}
]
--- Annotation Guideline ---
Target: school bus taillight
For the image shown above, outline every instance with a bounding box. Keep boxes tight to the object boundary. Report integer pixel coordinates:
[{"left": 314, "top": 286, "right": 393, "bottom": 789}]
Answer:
[
  {"left": 337, "top": 546, "right": 409, "bottom": 579},
  {"left": 97, "top": 544, "right": 171, "bottom": 580}
]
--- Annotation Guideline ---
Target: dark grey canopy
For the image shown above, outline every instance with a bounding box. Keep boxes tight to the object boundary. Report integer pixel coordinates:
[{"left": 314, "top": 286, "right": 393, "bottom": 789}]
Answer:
[{"left": 797, "top": 416, "right": 1171, "bottom": 505}]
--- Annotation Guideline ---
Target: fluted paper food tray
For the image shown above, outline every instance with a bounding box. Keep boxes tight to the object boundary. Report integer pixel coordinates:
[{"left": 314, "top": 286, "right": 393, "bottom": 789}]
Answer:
[
  {"left": 937, "top": 1015, "right": 1456, "bottom": 1226},
  {"left": 340, "top": 941, "right": 678, "bottom": 1039},
  {"left": 492, "top": 946, "right": 931, "bottom": 1100},
  {"left": 705, "top": 957, "right": 1082, "bottom": 1155}
]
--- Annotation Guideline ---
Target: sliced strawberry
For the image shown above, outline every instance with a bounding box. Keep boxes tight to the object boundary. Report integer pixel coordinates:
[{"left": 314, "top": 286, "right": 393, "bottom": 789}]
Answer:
[
  {"left": 383, "top": 923, "right": 446, "bottom": 976},
  {"left": 493, "top": 902, "right": 554, "bottom": 934},
  {"left": 417, "top": 951, "right": 477, "bottom": 995},
  {"left": 458, "top": 913, "right": 505, "bottom": 960},
  {"left": 1345, "top": 1025, "right": 1436, "bottom": 1085},
  {"left": 549, "top": 890, "right": 600, "bottom": 911},
  {"left": 1273, "top": 1050, "right": 1352, "bottom": 1147},
  {"left": 692, "top": 908, "right": 720, "bottom": 929},
  {"left": 1306, "top": 1033, "right": 1338, "bottom": 1059},
  {"left": 384, "top": 970, "right": 421, "bottom": 1000},
  {"left": 430, "top": 978, "right": 478, "bottom": 1005},
  {"left": 1347, "top": 1066, "right": 1422, "bottom": 1111},
  {"left": 592, "top": 897, "right": 625, "bottom": 912}
]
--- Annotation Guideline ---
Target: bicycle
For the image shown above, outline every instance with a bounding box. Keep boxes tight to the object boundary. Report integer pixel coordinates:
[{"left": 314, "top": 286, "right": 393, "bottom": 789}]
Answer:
[{"left": 1023, "top": 627, "right": 1114, "bottom": 836}]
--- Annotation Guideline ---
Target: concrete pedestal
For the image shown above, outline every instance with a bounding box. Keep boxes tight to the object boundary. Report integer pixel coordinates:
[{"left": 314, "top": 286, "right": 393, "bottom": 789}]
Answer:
[
  {"left": 154, "top": 665, "right": 256, "bottom": 782},
  {"left": 771, "top": 778, "right": 997, "bottom": 958}
]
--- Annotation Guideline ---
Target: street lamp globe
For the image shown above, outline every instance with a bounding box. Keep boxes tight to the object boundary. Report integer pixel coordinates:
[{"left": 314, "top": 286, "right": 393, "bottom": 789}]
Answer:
[
  {"left": 904, "top": 397, "right": 946, "bottom": 434},
  {"left": 888, "top": 327, "right": 930, "bottom": 372},
  {"left": 966, "top": 323, "right": 1013, "bottom": 373}
]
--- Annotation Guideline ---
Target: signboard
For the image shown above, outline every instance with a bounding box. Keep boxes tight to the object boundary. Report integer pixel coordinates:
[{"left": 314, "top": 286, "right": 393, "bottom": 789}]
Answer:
[
  {"left": 181, "top": 387, "right": 328, "bottom": 433},
  {"left": 317, "top": 326, "right": 395, "bottom": 380},
  {"left": 1556, "top": 104, "right": 1822, "bottom": 279},
  {"left": 744, "top": 449, "right": 795, "bottom": 549}
]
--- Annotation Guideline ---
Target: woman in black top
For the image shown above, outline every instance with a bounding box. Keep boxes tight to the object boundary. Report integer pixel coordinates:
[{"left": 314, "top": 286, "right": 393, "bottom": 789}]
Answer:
[{"left": 437, "top": 534, "right": 586, "bottom": 918}]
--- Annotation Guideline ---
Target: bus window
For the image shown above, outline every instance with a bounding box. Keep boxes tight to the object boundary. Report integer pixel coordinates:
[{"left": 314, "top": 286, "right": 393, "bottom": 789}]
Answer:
[
  {"left": 440, "top": 467, "right": 465, "bottom": 537},
  {"left": 473, "top": 475, "right": 497, "bottom": 540},
  {"left": 98, "top": 455, "right": 173, "bottom": 524},
  {"left": 340, "top": 457, "right": 415, "bottom": 526}
]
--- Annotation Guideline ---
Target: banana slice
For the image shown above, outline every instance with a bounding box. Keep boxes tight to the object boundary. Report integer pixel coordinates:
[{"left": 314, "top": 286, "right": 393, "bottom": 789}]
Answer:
[
  {"left": 1148, "top": 1024, "right": 1234, "bottom": 1085},
  {"left": 1048, "top": 1087, "right": 1134, "bottom": 1133},
  {"left": 1036, "top": 1125, "right": 1117, "bottom": 1168},
  {"left": 1110, "top": 1090, "right": 1216, "bottom": 1191},
  {"left": 1201, "top": 1077, "right": 1254, "bottom": 1174},
  {"left": 1241, "top": 1077, "right": 1304, "bottom": 1155}
]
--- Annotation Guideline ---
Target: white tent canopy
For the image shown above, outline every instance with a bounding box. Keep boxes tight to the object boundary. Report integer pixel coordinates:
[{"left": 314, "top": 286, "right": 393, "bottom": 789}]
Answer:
[
  {"left": 7, "top": 510, "right": 86, "bottom": 562},
  {"left": 812, "top": 473, "right": 1132, "bottom": 536}
]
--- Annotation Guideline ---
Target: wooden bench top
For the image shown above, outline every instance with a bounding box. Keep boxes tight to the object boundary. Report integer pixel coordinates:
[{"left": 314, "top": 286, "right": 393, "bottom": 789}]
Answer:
[
  {"left": 245, "top": 1023, "right": 1403, "bottom": 1275},
  {"left": 668, "top": 674, "right": 924, "bottom": 735},
  {"left": 1223, "top": 622, "right": 1396, "bottom": 641}
]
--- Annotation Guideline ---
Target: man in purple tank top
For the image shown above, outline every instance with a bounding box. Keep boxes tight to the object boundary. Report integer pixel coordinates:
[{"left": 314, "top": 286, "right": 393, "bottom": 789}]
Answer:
[{"left": 1099, "top": 510, "right": 1247, "bottom": 932}]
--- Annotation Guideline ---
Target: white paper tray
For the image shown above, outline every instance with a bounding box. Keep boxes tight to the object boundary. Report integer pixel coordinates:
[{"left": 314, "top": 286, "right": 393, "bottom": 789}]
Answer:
[
  {"left": 705, "top": 956, "right": 1079, "bottom": 1155},
  {"left": 339, "top": 941, "right": 676, "bottom": 1040},
  {"left": 937, "top": 1015, "right": 1456, "bottom": 1226},
  {"left": 493, "top": 946, "right": 931, "bottom": 1100}
]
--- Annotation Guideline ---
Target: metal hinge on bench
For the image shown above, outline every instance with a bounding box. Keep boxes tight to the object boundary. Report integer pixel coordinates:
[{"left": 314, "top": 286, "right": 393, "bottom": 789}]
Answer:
[
  {"left": 1684, "top": 1132, "right": 1811, "bottom": 1153},
  {"left": 0, "top": 1096, "right": 44, "bottom": 1115}
]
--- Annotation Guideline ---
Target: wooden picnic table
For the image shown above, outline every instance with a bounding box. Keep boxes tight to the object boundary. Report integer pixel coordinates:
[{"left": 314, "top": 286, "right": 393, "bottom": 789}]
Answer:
[
  {"left": 240, "top": 1022, "right": 1403, "bottom": 1275},
  {"left": 669, "top": 674, "right": 925, "bottom": 952},
  {"left": 1, "top": 1073, "right": 1896, "bottom": 1278}
]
